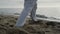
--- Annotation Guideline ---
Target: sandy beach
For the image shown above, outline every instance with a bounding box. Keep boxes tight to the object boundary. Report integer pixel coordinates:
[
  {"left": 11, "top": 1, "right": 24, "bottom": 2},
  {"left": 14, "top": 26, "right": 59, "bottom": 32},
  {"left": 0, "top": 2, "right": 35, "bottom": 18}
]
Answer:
[{"left": 0, "top": 15, "right": 60, "bottom": 34}]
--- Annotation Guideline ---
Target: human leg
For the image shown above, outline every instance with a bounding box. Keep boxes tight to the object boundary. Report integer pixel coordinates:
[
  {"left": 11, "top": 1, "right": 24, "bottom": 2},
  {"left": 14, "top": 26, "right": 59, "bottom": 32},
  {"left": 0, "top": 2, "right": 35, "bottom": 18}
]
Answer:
[
  {"left": 30, "top": 3, "right": 37, "bottom": 21},
  {"left": 15, "top": 0, "right": 37, "bottom": 27}
]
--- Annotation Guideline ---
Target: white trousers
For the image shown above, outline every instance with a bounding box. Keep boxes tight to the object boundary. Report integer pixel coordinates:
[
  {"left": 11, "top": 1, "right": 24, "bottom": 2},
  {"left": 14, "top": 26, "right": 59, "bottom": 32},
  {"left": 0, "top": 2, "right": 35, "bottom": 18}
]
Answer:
[{"left": 15, "top": 0, "right": 37, "bottom": 27}]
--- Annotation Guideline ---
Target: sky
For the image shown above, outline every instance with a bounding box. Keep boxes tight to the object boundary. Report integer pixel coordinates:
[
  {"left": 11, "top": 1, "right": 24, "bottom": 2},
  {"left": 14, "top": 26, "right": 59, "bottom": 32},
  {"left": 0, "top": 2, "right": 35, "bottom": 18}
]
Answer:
[
  {"left": 0, "top": 0, "right": 24, "bottom": 8},
  {"left": 0, "top": 0, "right": 60, "bottom": 8}
]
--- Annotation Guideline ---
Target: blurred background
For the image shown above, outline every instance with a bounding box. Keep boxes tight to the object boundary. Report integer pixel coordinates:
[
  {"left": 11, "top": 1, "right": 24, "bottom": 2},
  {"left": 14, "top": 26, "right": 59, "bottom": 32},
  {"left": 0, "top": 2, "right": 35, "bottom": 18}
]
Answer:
[{"left": 0, "top": 0, "right": 60, "bottom": 19}]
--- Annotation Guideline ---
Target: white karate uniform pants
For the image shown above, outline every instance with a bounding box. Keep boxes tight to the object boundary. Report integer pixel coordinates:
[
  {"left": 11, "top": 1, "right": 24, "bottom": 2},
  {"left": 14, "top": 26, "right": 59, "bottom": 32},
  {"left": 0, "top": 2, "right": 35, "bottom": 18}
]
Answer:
[{"left": 15, "top": 0, "right": 37, "bottom": 27}]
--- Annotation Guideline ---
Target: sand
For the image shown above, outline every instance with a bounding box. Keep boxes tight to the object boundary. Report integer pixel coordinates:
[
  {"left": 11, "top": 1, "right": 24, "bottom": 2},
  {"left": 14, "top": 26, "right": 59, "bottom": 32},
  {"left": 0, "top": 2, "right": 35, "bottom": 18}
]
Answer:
[{"left": 0, "top": 15, "right": 60, "bottom": 34}]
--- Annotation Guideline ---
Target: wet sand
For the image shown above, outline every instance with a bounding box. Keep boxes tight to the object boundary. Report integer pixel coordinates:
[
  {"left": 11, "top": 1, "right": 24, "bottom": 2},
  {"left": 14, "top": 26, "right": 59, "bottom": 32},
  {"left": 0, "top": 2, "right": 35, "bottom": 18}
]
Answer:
[{"left": 0, "top": 15, "right": 60, "bottom": 34}]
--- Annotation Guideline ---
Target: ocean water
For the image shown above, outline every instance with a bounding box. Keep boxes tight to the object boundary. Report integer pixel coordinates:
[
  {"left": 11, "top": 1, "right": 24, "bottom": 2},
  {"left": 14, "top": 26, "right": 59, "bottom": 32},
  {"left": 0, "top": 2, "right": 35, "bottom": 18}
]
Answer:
[
  {"left": 0, "top": 0, "right": 60, "bottom": 19},
  {"left": 0, "top": 8, "right": 60, "bottom": 19},
  {"left": 0, "top": 8, "right": 22, "bottom": 15}
]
